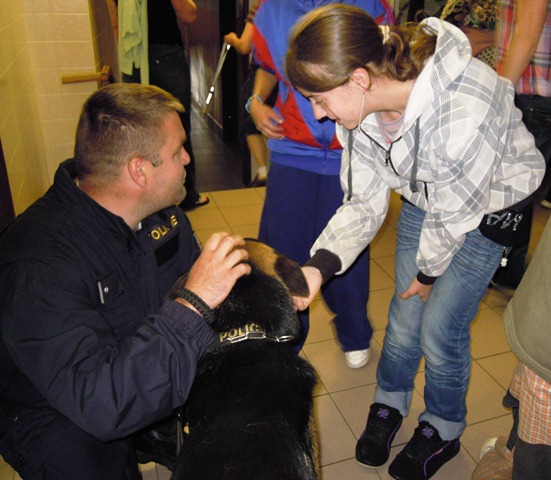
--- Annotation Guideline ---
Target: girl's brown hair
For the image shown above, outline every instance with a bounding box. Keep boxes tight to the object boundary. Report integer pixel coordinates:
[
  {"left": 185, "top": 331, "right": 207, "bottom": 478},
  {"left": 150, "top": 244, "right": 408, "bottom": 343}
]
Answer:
[{"left": 286, "top": 4, "right": 437, "bottom": 93}]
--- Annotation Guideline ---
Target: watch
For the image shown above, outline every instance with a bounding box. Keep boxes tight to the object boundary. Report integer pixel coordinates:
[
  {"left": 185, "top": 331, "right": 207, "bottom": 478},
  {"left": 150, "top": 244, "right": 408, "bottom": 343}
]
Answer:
[{"left": 245, "top": 94, "right": 264, "bottom": 114}]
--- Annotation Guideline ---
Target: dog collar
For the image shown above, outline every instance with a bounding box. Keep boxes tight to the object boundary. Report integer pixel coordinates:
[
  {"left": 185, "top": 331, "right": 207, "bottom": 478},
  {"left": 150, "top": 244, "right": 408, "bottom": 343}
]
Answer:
[{"left": 218, "top": 323, "right": 294, "bottom": 347}]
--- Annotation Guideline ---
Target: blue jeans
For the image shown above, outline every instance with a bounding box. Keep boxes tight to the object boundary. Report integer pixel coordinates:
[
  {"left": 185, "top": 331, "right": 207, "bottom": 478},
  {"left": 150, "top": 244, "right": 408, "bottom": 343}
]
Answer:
[
  {"left": 259, "top": 161, "right": 371, "bottom": 352},
  {"left": 374, "top": 202, "right": 503, "bottom": 440}
]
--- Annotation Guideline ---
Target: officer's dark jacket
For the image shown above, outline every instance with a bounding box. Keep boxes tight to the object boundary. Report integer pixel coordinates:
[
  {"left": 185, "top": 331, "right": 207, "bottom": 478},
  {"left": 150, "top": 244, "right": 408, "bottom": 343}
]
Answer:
[{"left": 0, "top": 160, "right": 216, "bottom": 442}]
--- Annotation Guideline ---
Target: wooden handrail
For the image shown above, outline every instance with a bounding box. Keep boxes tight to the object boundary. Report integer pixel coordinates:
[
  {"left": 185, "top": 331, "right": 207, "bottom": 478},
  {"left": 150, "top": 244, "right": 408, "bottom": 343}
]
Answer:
[{"left": 61, "top": 65, "right": 115, "bottom": 84}]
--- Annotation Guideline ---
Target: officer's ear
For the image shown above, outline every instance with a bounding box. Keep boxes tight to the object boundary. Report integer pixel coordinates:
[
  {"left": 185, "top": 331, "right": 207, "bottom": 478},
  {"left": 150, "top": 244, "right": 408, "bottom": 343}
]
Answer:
[{"left": 127, "top": 157, "right": 148, "bottom": 188}]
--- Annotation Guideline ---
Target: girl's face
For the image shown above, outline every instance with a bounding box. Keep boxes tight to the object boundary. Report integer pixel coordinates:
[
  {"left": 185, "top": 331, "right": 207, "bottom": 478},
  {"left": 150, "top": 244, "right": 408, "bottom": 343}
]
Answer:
[{"left": 298, "top": 79, "right": 367, "bottom": 130}]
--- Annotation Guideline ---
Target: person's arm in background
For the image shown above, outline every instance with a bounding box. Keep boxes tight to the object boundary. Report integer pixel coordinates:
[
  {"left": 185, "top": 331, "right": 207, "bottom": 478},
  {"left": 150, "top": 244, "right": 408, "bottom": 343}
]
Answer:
[
  {"left": 248, "top": 68, "right": 283, "bottom": 139},
  {"left": 224, "top": 21, "right": 255, "bottom": 55},
  {"left": 171, "top": 0, "right": 198, "bottom": 24},
  {"left": 237, "top": 2, "right": 283, "bottom": 138},
  {"left": 497, "top": 0, "right": 549, "bottom": 83}
]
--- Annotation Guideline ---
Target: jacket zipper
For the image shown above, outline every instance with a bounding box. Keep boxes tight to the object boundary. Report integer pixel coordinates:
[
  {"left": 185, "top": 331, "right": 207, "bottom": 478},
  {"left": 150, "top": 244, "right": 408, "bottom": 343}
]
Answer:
[
  {"left": 361, "top": 122, "right": 428, "bottom": 200},
  {"left": 362, "top": 130, "right": 401, "bottom": 176}
]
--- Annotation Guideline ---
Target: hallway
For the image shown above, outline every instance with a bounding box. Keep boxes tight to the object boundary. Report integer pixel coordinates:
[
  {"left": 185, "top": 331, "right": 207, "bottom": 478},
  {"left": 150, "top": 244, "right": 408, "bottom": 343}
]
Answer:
[{"left": 190, "top": 107, "right": 249, "bottom": 193}]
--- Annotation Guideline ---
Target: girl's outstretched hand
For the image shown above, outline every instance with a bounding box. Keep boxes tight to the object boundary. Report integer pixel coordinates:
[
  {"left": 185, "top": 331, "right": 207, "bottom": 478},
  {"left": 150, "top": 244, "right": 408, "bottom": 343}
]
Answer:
[{"left": 293, "top": 266, "right": 323, "bottom": 311}]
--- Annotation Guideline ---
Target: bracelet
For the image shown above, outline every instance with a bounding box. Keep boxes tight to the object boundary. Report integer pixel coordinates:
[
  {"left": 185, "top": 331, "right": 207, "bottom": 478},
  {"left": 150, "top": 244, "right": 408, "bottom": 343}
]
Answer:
[
  {"left": 175, "top": 288, "right": 215, "bottom": 325},
  {"left": 245, "top": 94, "right": 264, "bottom": 114}
]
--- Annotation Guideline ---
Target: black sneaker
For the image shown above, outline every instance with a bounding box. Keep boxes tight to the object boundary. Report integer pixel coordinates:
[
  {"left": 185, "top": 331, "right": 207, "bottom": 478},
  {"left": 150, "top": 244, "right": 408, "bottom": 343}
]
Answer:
[
  {"left": 388, "top": 421, "right": 460, "bottom": 480},
  {"left": 356, "top": 403, "right": 403, "bottom": 467}
]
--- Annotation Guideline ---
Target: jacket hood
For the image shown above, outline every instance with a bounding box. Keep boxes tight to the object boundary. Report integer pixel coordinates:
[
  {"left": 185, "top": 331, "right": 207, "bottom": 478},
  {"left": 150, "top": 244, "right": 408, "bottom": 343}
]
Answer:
[{"left": 403, "top": 18, "right": 472, "bottom": 127}]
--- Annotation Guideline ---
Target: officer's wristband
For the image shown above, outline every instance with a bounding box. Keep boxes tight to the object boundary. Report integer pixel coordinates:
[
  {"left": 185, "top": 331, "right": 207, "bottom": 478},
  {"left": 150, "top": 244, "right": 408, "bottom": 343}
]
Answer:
[{"left": 175, "top": 288, "right": 215, "bottom": 325}]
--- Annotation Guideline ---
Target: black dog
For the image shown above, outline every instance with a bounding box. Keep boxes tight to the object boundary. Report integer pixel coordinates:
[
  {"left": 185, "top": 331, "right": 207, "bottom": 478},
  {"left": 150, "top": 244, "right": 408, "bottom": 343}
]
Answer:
[{"left": 172, "top": 239, "right": 319, "bottom": 479}]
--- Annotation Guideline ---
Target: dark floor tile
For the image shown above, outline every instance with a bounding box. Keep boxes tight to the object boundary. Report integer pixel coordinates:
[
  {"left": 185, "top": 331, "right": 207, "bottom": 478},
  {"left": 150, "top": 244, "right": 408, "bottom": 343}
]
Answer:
[{"left": 189, "top": 109, "right": 248, "bottom": 192}]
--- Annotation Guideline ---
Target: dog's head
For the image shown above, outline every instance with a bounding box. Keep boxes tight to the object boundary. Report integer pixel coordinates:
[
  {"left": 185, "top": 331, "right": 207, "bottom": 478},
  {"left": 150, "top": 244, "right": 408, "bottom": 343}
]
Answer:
[{"left": 211, "top": 239, "right": 309, "bottom": 340}]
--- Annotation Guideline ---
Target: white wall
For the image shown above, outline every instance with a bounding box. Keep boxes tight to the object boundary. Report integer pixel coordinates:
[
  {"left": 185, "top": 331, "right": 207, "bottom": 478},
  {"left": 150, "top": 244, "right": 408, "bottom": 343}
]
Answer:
[{"left": 0, "top": 0, "right": 111, "bottom": 214}]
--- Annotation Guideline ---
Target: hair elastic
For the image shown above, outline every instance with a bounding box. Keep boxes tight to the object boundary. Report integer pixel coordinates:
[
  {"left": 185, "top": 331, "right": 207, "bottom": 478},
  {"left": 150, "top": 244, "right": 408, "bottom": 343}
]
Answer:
[{"left": 379, "top": 25, "right": 390, "bottom": 44}]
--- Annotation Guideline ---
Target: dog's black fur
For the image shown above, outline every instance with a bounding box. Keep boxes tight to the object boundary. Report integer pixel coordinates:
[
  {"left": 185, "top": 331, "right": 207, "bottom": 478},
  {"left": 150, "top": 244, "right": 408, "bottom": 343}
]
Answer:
[{"left": 172, "top": 239, "right": 319, "bottom": 480}]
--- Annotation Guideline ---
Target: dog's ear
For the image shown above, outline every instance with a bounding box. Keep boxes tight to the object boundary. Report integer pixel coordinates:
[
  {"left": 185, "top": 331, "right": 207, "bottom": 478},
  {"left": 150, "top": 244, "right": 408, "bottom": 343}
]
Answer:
[
  {"left": 244, "top": 239, "right": 310, "bottom": 297},
  {"left": 274, "top": 254, "right": 310, "bottom": 297}
]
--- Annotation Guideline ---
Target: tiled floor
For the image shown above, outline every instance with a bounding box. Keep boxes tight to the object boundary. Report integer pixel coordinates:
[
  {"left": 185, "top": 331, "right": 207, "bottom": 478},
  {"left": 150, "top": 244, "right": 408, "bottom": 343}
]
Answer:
[
  {"left": 1, "top": 115, "right": 550, "bottom": 479},
  {"left": 190, "top": 108, "right": 250, "bottom": 193}
]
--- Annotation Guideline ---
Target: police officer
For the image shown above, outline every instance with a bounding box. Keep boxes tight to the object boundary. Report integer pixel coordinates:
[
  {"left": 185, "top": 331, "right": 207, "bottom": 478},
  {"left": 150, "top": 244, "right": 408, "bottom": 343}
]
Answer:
[{"left": 0, "top": 83, "right": 250, "bottom": 479}]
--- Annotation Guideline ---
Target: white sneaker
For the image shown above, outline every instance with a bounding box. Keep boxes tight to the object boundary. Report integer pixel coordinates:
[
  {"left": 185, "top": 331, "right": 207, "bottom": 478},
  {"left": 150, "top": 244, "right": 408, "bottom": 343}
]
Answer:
[
  {"left": 345, "top": 349, "right": 370, "bottom": 369},
  {"left": 480, "top": 436, "right": 498, "bottom": 460}
]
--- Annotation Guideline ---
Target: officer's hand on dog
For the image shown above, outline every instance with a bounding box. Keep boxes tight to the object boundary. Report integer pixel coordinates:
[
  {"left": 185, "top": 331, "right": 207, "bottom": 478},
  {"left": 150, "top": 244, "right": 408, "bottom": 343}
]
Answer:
[
  {"left": 177, "top": 233, "right": 251, "bottom": 311},
  {"left": 293, "top": 266, "right": 322, "bottom": 311}
]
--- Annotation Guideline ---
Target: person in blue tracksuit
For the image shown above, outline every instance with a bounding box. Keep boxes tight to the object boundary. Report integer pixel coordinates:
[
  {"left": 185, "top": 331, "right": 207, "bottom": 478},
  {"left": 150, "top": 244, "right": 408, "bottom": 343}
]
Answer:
[{"left": 248, "top": 0, "right": 394, "bottom": 367}]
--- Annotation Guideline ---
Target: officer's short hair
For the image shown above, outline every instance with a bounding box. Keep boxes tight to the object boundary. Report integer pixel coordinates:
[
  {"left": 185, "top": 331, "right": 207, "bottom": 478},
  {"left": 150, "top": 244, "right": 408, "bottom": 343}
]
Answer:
[{"left": 75, "top": 83, "right": 184, "bottom": 185}]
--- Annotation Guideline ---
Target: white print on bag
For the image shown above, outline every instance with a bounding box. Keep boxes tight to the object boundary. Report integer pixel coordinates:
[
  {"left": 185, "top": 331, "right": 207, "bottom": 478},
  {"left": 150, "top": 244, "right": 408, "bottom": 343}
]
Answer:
[{"left": 484, "top": 211, "right": 523, "bottom": 231}]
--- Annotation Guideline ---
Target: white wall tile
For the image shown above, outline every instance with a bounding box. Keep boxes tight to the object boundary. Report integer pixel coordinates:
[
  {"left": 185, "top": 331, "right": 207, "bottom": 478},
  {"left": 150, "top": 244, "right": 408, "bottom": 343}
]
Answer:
[
  {"left": 52, "top": 13, "right": 92, "bottom": 41},
  {"left": 25, "top": 13, "right": 54, "bottom": 42},
  {"left": 2, "top": 0, "right": 117, "bottom": 213},
  {"left": 55, "top": 41, "right": 96, "bottom": 68},
  {"left": 23, "top": 0, "right": 50, "bottom": 14},
  {"left": 50, "top": 0, "right": 89, "bottom": 14}
]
